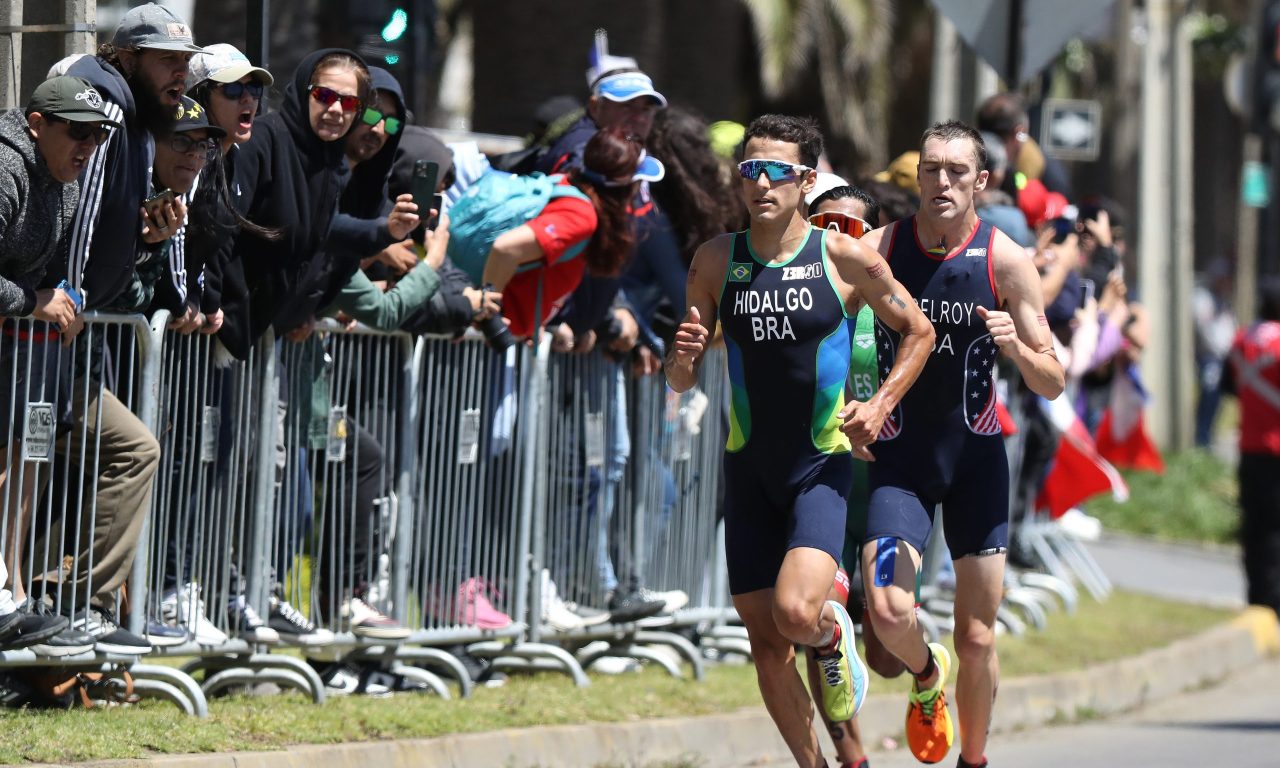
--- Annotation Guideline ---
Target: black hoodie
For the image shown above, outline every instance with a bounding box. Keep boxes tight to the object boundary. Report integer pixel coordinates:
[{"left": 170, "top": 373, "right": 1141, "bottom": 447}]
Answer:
[
  {"left": 328, "top": 66, "right": 407, "bottom": 259},
  {"left": 49, "top": 55, "right": 154, "bottom": 310},
  {"left": 218, "top": 48, "right": 365, "bottom": 352}
]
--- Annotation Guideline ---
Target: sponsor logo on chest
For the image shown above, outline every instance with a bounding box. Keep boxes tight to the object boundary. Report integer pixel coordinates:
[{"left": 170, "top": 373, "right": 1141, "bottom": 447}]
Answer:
[{"left": 781, "top": 262, "right": 824, "bottom": 281}]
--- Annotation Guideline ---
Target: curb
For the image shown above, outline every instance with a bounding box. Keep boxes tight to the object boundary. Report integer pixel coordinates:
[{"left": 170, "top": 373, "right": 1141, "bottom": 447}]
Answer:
[{"left": 43, "top": 609, "right": 1280, "bottom": 768}]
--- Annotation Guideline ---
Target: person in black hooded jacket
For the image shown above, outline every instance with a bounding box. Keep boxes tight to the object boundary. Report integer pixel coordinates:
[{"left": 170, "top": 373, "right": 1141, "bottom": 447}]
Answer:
[
  {"left": 329, "top": 66, "right": 419, "bottom": 266},
  {"left": 220, "top": 48, "right": 417, "bottom": 350}
]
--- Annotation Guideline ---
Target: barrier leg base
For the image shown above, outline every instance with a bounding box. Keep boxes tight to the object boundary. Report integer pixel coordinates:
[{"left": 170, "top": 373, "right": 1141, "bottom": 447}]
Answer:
[
  {"left": 183, "top": 654, "right": 326, "bottom": 704},
  {"left": 635, "top": 630, "right": 706, "bottom": 681},
  {"left": 469, "top": 640, "right": 590, "bottom": 687},
  {"left": 357, "top": 646, "right": 474, "bottom": 699},
  {"left": 391, "top": 664, "right": 451, "bottom": 699},
  {"left": 130, "top": 663, "right": 209, "bottom": 717}
]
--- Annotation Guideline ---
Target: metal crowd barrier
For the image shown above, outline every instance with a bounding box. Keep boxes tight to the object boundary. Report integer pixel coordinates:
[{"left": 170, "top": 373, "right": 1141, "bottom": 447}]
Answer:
[
  {"left": 409, "top": 333, "right": 587, "bottom": 687},
  {"left": 0, "top": 312, "right": 207, "bottom": 715}
]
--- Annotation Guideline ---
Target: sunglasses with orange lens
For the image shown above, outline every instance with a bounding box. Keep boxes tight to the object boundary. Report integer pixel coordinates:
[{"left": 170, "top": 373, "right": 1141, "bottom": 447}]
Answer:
[{"left": 808, "top": 211, "right": 871, "bottom": 238}]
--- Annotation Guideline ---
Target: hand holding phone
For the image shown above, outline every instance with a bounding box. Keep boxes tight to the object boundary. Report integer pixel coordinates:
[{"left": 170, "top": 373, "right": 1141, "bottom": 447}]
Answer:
[{"left": 412, "top": 160, "right": 440, "bottom": 232}]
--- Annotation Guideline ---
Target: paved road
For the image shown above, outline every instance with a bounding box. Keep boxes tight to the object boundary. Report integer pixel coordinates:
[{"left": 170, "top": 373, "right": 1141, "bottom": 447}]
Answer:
[
  {"left": 1086, "top": 534, "right": 1246, "bottom": 609},
  {"left": 759, "top": 655, "right": 1280, "bottom": 768}
]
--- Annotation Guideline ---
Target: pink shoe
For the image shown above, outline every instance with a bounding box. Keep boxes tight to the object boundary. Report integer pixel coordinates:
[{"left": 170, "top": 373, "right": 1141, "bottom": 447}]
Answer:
[{"left": 456, "top": 578, "right": 513, "bottom": 630}]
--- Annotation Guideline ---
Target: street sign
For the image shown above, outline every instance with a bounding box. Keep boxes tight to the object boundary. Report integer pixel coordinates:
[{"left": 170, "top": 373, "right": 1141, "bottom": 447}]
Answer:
[{"left": 1041, "top": 98, "right": 1102, "bottom": 161}]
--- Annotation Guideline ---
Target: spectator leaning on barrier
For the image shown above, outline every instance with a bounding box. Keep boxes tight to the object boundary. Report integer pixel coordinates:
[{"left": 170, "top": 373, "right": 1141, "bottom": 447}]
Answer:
[
  {"left": 27, "top": 2, "right": 205, "bottom": 658},
  {"left": 223, "top": 47, "right": 376, "bottom": 345},
  {"left": 386, "top": 130, "right": 502, "bottom": 337},
  {"left": 0, "top": 76, "right": 118, "bottom": 656},
  {"left": 220, "top": 48, "right": 388, "bottom": 643},
  {"left": 185, "top": 43, "right": 279, "bottom": 352},
  {"left": 56, "top": 1, "right": 199, "bottom": 313}
]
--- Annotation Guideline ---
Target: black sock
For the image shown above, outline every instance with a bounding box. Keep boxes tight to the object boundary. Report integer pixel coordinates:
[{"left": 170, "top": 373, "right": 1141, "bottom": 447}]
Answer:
[
  {"left": 956, "top": 756, "right": 988, "bottom": 768},
  {"left": 911, "top": 649, "right": 936, "bottom": 682}
]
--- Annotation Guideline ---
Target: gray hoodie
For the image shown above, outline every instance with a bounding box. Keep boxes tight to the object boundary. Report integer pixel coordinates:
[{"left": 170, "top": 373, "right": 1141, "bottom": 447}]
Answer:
[{"left": 0, "top": 108, "right": 79, "bottom": 316}]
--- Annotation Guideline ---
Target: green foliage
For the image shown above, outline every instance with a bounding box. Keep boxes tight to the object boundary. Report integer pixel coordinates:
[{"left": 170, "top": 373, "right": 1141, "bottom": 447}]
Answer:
[{"left": 1085, "top": 450, "right": 1239, "bottom": 545}]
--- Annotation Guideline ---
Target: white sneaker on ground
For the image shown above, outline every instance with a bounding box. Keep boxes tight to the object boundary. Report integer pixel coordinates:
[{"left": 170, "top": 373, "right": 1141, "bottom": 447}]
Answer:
[
  {"left": 638, "top": 588, "right": 689, "bottom": 614},
  {"left": 162, "top": 584, "right": 228, "bottom": 645},
  {"left": 341, "top": 597, "right": 410, "bottom": 640},
  {"left": 540, "top": 569, "right": 587, "bottom": 632}
]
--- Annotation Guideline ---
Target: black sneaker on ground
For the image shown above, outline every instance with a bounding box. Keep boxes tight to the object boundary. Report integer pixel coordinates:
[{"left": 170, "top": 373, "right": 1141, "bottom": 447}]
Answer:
[
  {"left": 71, "top": 608, "right": 152, "bottom": 655},
  {"left": 268, "top": 596, "right": 335, "bottom": 645},
  {"left": 32, "top": 626, "right": 97, "bottom": 658},
  {"left": 145, "top": 618, "right": 189, "bottom": 648},
  {"left": 605, "top": 589, "right": 666, "bottom": 623},
  {"left": 0, "top": 610, "right": 21, "bottom": 643},
  {"left": 3, "top": 607, "right": 68, "bottom": 650}
]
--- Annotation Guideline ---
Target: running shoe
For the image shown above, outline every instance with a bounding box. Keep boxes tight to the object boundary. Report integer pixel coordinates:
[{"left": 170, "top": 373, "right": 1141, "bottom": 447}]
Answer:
[
  {"left": 906, "top": 642, "right": 954, "bottom": 764},
  {"left": 814, "top": 599, "right": 868, "bottom": 722}
]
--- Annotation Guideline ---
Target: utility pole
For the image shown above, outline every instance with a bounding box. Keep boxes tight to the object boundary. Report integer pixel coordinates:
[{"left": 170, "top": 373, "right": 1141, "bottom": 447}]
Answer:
[
  {"left": 929, "top": 13, "right": 960, "bottom": 126},
  {"left": 1136, "top": 0, "right": 1175, "bottom": 448},
  {"left": 0, "top": 0, "right": 22, "bottom": 111}
]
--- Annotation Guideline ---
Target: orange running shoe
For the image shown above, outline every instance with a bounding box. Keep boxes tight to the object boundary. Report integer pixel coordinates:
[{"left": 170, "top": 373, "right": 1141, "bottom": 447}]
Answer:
[{"left": 905, "top": 642, "right": 953, "bottom": 763}]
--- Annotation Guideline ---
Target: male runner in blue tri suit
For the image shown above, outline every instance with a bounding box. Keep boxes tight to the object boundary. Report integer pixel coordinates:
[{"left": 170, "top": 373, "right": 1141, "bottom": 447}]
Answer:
[
  {"left": 858, "top": 121, "right": 1065, "bottom": 768},
  {"left": 666, "top": 114, "right": 934, "bottom": 768}
]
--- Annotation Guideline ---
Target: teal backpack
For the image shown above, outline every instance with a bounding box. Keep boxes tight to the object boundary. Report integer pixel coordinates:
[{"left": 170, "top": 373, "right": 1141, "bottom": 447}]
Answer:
[{"left": 446, "top": 171, "right": 592, "bottom": 285}]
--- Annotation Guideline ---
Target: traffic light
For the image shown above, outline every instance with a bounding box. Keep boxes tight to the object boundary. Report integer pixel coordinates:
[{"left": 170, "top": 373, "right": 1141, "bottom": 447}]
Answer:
[{"left": 382, "top": 8, "right": 408, "bottom": 43}]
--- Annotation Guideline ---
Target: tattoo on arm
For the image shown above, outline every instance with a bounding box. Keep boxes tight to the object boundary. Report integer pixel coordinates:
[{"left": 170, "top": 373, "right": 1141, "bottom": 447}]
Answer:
[
  {"left": 687, "top": 268, "right": 697, "bottom": 282},
  {"left": 866, "top": 262, "right": 886, "bottom": 280},
  {"left": 1037, "top": 314, "right": 1048, "bottom": 327},
  {"left": 889, "top": 293, "right": 908, "bottom": 309}
]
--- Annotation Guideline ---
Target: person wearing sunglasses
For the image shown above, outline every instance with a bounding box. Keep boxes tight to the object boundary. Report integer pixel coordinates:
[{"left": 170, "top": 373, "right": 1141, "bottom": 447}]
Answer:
[
  {"left": 667, "top": 114, "right": 934, "bottom": 768},
  {"left": 183, "top": 43, "right": 280, "bottom": 344},
  {"left": 795, "top": 176, "right": 894, "bottom": 768},
  {"left": 0, "top": 75, "right": 126, "bottom": 658},
  {"left": 330, "top": 67, "right": 422, "bottom": 274},
  {"left": 857, "top": 121, "right": 1064, "bottom": 768}
]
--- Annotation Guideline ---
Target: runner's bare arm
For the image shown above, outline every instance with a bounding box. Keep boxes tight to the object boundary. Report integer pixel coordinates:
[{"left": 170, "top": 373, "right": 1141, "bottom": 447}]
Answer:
[
  {"left": 827, "top": 232, "right": 934, "bottom": 456},
  {"left": 984, "top": 230, "right": 1065, "bottom": 399},
  {"left": 666, "top": 235, "right": 729, "bottom": 393}
]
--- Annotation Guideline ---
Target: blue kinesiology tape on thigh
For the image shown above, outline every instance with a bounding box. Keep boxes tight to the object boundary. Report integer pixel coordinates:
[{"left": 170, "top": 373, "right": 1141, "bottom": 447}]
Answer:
[{"left": 874, "top": 536, "right": 897, "bottom": 587}]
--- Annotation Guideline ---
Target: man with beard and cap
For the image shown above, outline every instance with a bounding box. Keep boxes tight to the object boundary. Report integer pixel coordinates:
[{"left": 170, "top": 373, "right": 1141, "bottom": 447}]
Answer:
[{"left": 25, "top": 3, "right": 205, "bottom": 658}]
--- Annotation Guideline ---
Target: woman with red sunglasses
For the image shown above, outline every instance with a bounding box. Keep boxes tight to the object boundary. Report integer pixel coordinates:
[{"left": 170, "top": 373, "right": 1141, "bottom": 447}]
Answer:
[{"left": 218, "top": 48, "right": 374, "bottom": 350}]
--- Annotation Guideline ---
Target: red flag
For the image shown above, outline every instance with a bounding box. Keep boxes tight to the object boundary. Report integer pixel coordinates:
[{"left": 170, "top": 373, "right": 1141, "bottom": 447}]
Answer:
[
  {"left": 1035, "top": 395, "right": 1129, "bottom": 519},
  {"left": 1095, "top": 364, "right": 1165, "bottom": 473}
]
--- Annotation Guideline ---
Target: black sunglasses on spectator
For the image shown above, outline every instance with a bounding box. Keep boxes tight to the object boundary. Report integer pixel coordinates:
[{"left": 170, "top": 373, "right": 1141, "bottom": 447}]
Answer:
[
  {"left": 216, "top": 81, "right": 265, "bottom": 100},
  {"left": 45, "top": 115, "right": 112, "bottom": 146},
  {"left": 168, "top": 134, "right": 219, "bottom": 158}
]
